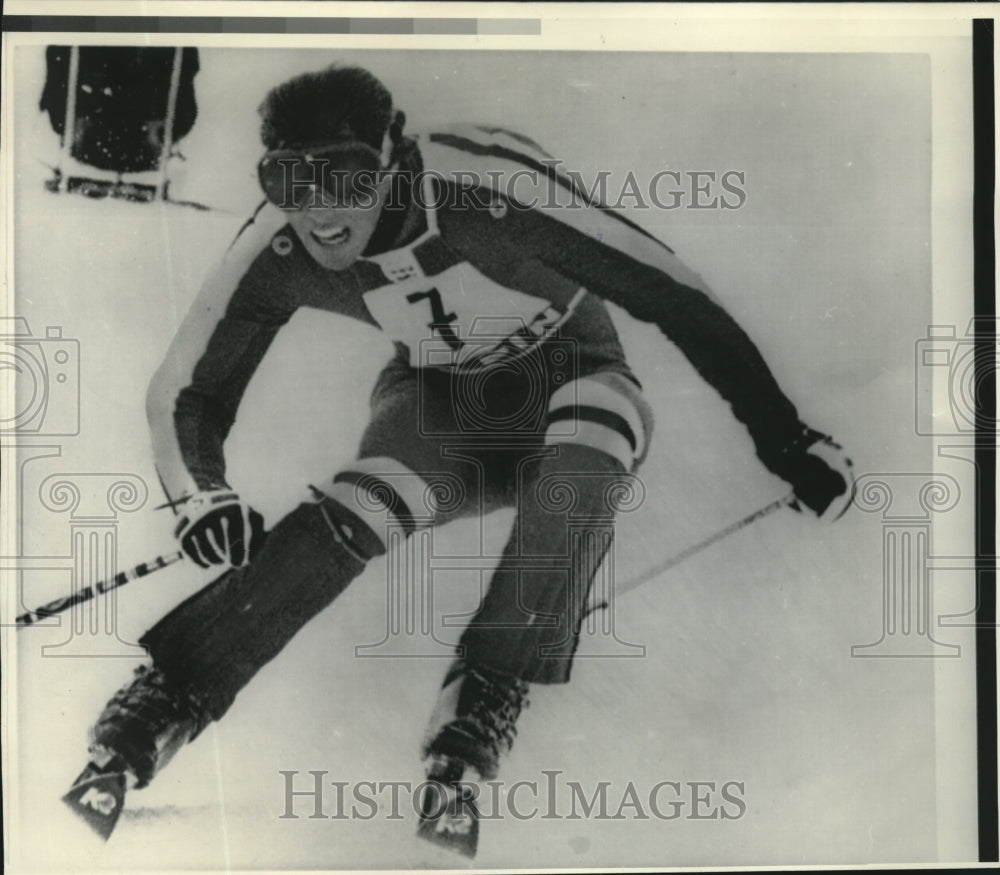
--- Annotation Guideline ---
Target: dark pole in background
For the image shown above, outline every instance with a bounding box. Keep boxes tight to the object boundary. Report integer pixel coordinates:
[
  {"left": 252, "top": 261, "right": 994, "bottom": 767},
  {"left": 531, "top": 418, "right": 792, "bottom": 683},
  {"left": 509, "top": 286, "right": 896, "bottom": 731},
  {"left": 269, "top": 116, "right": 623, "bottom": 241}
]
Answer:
[{"left": 56, "top": 45, "right": 79, "bottom": 193}]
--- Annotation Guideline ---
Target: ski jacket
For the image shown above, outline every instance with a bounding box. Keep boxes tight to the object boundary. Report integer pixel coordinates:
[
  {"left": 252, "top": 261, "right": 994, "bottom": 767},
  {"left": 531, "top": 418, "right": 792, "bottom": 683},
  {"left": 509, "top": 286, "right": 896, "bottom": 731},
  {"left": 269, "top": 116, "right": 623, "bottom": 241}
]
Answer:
[{"left": 148, "top": 124, "right": 803, "bottom": 503}]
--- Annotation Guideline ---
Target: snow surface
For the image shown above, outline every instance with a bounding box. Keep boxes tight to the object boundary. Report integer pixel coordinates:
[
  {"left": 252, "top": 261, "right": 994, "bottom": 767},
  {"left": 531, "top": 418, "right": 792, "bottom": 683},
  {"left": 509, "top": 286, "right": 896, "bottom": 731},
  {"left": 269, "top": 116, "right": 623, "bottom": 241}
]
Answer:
[{"left": 5, "top": 46, "right": 977, "bottom": 870}]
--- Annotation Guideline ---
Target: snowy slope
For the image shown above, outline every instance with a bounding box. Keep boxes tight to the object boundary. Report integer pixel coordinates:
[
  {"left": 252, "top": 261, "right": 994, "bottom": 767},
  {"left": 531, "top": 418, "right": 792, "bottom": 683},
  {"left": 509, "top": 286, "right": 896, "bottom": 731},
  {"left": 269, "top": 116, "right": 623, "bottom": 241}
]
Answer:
[{"left": 6, "top": 47, "right": 969, "bottom": 870}]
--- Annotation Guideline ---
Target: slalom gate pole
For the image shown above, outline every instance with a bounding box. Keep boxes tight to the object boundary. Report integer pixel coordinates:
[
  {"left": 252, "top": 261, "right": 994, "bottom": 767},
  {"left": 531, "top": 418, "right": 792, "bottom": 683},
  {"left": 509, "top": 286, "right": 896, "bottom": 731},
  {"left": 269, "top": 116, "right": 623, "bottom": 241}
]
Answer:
[
  {"left": 56, "top": 46, "right": 81, "bottom": 194},
  {"left": 15, "top": 551, "right": 185, "bottom": 627},
  {"left": 155, "top": 46, "right": 184, "bottom": 201}
]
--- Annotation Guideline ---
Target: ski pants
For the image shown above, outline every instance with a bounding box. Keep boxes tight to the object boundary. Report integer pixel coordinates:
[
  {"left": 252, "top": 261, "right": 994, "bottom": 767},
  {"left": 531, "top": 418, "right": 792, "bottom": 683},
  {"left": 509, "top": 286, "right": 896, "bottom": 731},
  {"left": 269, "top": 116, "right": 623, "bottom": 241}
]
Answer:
[{"left": 142, "top": 355, "right": 654, "bottom": 722}]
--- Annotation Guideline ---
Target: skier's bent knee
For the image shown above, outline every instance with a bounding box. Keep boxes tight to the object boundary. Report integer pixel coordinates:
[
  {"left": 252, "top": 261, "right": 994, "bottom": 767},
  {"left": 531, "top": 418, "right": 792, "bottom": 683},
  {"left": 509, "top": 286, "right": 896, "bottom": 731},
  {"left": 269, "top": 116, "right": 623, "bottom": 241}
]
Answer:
[
  {"left": 544, "top": 372, "right": 655, "bottom": 472},
  {"left": 310, "top": 456, "right": 438, "bottom": 560}
]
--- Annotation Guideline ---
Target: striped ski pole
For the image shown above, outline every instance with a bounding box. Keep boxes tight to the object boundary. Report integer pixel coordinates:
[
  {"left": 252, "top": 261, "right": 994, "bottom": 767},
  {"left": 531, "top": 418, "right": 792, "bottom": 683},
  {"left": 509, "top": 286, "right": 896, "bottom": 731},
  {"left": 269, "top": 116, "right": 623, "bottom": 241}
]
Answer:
[
  {"left": 16, "top": 494, "right": 793, "bottom": 625},
  {"left": 15, "top": 551, "right": 185, "bottom": 627}
]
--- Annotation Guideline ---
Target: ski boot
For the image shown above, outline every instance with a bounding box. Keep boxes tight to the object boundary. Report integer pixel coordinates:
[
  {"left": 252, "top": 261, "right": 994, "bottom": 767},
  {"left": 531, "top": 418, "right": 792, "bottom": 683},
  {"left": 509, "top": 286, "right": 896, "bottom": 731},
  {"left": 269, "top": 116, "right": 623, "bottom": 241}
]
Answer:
[
  {"left": 63, "top": 664, "right": 208, "bottom": 839},
  {"left": 417, "top": 659, "right": 529, "bottom": 857}
]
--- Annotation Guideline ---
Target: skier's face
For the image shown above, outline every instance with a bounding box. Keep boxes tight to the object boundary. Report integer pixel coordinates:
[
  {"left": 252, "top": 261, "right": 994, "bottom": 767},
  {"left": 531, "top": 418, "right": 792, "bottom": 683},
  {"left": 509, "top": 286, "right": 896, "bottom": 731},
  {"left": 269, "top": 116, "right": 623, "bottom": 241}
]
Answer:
[
  {"left": 258, "top": 145, "right": 392, "bottom": 271},
  {"left": 285, "top": 177, "right": 390, "bottom": 271}
]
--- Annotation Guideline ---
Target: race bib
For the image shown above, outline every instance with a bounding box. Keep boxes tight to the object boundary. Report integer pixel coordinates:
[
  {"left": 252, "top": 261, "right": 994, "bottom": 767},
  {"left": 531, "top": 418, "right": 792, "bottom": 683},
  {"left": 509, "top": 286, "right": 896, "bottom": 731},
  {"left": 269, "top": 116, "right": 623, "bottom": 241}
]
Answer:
[{"left": 362, "top": 260, "right": 564, "bottom": 370}]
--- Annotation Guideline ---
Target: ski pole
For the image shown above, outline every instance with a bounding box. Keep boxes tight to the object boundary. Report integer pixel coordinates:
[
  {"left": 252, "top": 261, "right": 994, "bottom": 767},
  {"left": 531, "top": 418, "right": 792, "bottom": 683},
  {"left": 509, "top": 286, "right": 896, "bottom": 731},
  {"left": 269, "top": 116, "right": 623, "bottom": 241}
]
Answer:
[
  {"left": 14, "top": 550, "right": 185, "bottom": 627},
  {"left": 14, "top": 494, "right": 793, "bottom": 625},
  {"left": 587, "top": 491, "right": 795, "bottom": 613}
]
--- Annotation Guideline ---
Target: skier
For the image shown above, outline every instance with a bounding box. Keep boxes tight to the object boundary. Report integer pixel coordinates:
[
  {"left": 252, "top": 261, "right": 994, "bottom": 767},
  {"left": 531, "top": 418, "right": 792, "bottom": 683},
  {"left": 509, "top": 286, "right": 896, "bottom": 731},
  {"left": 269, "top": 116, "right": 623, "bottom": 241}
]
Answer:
[{"left": 67, "top": 64, "right": 854, "bottom": 854}]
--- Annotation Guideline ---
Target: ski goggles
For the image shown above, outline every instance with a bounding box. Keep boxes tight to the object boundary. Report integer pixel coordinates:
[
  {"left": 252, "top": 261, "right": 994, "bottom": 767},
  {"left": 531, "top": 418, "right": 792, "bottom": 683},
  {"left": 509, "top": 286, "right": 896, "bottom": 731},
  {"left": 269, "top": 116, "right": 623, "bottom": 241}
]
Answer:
[{"left": 257, "top": 141, "right": 388, "bottom": 210}]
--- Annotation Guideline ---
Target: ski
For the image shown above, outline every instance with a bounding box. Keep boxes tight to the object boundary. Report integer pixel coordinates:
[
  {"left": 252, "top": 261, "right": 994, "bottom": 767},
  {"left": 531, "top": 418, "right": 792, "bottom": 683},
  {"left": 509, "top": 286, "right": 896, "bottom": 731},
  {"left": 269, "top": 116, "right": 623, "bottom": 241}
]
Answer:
[
  {"left": 416, "top": 783, "right": 480, "bottom": 858},
  {"left": 62, "top": 758, "right": 131, "bottom": 840},
  {"left": 416, "top": 758, "right": 481, "bottom": 858}
]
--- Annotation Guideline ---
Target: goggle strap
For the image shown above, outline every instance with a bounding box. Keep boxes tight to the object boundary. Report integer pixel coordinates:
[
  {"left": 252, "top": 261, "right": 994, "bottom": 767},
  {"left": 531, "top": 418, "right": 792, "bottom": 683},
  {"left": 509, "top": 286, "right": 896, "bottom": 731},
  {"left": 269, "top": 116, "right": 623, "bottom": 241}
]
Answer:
[{"left": 262, "top": 139, "right": 389, "bottom": 168}]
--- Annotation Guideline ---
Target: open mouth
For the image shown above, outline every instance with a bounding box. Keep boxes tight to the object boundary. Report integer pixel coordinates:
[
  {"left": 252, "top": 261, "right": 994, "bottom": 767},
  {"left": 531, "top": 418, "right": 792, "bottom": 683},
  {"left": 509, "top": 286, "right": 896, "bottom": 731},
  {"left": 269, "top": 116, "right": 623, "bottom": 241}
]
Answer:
[{"left": 311, "top": 224, "right": 351, "bottom": 247}]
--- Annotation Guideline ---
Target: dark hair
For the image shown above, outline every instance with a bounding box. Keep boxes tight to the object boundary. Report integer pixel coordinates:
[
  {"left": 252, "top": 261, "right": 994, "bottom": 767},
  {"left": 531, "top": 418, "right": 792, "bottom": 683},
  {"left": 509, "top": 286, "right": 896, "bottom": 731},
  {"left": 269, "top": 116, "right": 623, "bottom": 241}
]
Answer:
[{"left": 258, "top": 64, "right": 405, "bottom": 153}]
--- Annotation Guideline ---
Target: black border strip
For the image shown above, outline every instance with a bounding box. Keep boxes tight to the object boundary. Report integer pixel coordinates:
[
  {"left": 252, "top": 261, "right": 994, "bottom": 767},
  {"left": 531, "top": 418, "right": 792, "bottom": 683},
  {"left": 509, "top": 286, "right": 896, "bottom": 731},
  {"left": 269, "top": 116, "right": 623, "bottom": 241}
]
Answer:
[
  {"left": 973, "top": 16, "right": 998, "bottom": 864},
  {"left": 2, "top": 8, "right": 996, "bottom": 862}
]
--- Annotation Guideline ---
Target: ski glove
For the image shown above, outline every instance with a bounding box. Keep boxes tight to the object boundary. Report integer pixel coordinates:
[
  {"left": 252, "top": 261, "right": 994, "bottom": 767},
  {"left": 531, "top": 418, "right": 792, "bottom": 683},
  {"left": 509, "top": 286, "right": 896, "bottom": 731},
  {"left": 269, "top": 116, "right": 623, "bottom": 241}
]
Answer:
[
  {"left": 174, "top": 489, "right": 266, "bottom": 568},
  {"left": 760, "top": 427, "right": 855, "bottom": 522}
]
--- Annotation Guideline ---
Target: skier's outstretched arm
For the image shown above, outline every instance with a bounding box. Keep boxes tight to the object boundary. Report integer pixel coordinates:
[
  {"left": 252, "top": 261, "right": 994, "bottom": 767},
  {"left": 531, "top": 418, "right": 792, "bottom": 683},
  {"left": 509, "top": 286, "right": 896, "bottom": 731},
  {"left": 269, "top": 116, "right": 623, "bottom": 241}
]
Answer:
[
  {"left": 147, "top": 208, "right": 293, "bottom": 566},
  {"left": 440, "top": 193, "right": 853, "bottom": 519},
  {"left": 545, "top": 209, "right": 852, "bottom": 518}
]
